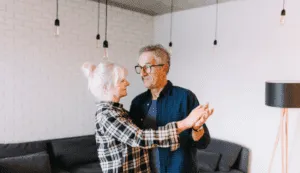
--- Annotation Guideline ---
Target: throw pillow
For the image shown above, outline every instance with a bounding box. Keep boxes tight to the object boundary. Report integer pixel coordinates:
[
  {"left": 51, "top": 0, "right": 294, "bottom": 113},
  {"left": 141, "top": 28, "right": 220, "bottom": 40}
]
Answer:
[
  {"left": 50, "top": 135, "right": 99, "bottom": 168},
  {"left": 205, "top": 139, "right": 242, "bottom": 171},
  {"left": 191, "top": 149, "right": 221, "bottom": 172}
]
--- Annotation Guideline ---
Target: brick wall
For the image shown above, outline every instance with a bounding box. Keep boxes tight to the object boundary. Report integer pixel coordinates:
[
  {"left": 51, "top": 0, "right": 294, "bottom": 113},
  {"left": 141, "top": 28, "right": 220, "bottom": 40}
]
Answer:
[{"left": 0, "top": 0, "right": 153, "bottom": 142}]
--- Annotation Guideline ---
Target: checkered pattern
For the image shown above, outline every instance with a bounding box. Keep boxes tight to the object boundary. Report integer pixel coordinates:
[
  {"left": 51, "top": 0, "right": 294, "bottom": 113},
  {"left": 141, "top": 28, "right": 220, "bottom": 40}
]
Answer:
[{"left": 95, "top": 101, "right": 179, "bottom": 173}]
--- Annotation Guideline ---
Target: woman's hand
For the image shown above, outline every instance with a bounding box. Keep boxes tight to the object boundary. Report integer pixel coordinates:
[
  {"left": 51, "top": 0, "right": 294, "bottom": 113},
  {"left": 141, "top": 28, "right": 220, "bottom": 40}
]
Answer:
[{"left": 177, "top": 104, "right": 210, "bottom": 133}]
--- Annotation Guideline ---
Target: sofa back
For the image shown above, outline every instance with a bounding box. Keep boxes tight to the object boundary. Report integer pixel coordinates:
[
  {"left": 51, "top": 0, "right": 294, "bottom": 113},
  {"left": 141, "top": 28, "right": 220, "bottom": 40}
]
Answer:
[
  {"left": 0, "top": 141, "right": 52, "bottom": 173},
  {"left": 203, "top": 138, "right": 249, "bottom": 172},
  {"left": 0, "top": 135, "right": 100, "bottom": 172},
  {"left": 48, "top": 135, "right": 99, "bottom": 169},
  {"left": 0, "top": 141, "right": 47, "bottom": 159}
]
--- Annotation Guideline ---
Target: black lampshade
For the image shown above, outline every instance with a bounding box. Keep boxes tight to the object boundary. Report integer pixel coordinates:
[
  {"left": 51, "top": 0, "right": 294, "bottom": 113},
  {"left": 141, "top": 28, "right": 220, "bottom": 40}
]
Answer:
[{"left": 265, "top": 81, "right": 300, "bottom": 108}]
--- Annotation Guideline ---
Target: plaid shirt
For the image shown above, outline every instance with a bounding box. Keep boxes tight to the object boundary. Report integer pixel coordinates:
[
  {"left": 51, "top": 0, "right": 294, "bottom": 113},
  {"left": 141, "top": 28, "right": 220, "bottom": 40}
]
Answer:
[{"left": 94, "top": 101, "right": 180, "bottom": 173}]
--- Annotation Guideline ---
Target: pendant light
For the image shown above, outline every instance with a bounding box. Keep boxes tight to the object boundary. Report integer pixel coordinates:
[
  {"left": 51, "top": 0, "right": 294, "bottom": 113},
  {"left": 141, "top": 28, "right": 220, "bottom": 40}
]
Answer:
[
  {"left": 213, "top": 0, "right": 219, "bottom": 46},
  {"left": 280, "top": 0, "right": 286, "bottom": 25},
  {"left": 103, "top": 0, "right": 109, "bottom": 60},
  {"left": 169, "top": 0, "right": 174, "bottom": 54},
  {"left": 54, "top": 0, "right": 60, "bottom": 36},
  {"left": 96, "top": 0, "right": 101, "bottom": 48}
]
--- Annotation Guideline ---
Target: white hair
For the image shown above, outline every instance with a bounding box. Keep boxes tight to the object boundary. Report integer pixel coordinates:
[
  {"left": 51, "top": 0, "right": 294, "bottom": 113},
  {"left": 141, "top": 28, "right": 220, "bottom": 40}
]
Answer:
[{"left": 81, "top": 62, "right": 128, "bottom": 101}]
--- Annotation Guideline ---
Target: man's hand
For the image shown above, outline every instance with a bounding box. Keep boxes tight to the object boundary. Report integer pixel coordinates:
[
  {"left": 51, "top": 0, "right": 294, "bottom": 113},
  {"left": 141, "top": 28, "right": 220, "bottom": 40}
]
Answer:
[
  {"left": 193, "top": 103, "right": 214, "bottom": 130},
  {"left": 177, "top": 104, "right": 208, "bottom": 133}
]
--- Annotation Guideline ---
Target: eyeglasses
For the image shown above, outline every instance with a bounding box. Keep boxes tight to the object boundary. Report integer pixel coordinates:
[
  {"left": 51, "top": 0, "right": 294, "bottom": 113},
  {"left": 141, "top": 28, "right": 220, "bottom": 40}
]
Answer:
[{"left": 135, "top": 64, "right": 164, "bottom": 74}]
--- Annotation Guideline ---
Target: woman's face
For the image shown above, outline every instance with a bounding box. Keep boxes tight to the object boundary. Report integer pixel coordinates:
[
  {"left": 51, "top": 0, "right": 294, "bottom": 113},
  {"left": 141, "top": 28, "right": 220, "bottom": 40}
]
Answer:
[{"left": 111, "top": 77, "right": 130, "bottom": 99}]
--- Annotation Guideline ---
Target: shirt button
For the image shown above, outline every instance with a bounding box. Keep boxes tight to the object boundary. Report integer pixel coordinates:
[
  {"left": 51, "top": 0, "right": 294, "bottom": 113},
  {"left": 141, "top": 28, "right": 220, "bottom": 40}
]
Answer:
[{"left": 141, "top": 118, "right": 143, "bottom": 121}]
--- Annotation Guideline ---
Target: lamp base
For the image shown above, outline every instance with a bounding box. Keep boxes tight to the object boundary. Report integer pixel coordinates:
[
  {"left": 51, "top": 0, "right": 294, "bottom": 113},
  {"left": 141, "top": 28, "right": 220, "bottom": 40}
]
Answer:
[{"left": 268, "top": 108, "right": 289, "bottom": 173}]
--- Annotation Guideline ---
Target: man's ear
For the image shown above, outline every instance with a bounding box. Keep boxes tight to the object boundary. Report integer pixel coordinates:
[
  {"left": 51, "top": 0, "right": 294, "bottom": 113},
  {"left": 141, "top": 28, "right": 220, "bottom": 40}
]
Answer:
[{"left": 162, "top": 64, "right": 169, "bottom": 73}]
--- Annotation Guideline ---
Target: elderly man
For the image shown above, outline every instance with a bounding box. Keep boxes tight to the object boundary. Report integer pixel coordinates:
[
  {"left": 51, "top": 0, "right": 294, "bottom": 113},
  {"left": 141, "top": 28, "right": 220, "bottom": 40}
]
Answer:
[{"left": 130, "top": 44, "right": 212, "bottom": 173}]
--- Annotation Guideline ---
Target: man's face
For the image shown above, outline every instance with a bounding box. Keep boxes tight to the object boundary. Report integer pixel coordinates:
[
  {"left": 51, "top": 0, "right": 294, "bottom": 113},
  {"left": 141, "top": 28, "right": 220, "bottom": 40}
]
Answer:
[{"left": 138, "top": 52, "right": 167, "bottom": 89}]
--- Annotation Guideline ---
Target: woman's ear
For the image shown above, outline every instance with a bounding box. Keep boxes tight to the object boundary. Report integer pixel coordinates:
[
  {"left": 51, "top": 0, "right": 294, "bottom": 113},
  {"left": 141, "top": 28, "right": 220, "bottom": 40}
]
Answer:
[{"left": 102, "top": 84, "right": 111, "bottom": 96}]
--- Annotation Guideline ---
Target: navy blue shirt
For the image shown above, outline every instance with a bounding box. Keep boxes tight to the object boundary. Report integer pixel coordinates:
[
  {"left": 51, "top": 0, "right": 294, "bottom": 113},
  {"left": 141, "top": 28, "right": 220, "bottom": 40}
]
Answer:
[
  {"left": 144, "top": 100, "right": 160, "bottom": 173},
  {"left": 129, "top": 81, "right": 210, "bottom": 173}
]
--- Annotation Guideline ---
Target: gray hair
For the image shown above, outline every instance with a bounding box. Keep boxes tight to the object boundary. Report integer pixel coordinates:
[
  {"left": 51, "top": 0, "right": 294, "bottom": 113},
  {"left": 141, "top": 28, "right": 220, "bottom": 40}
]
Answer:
[
  {"left": 81, "top": 62, "right": 127, "bottom": 100},
  {"left": 139, "top": 44, "right": 171, "bottom": 73}
]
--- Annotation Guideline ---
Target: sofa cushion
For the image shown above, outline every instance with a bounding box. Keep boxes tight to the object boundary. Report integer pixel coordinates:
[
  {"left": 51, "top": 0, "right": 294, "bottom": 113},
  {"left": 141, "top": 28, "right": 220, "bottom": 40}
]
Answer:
[
  {"left": 70, "top": 162, "right": 102, "bottom": 173},
  {"left": 50, "top": 135, "right": 99, "bottom": 168},
  {"left": 191, "top": 149, "right": 221, "bottom": 172},
  {"left": 51, "top": 167, "right": 70, "bottom": 173},
  {"left": 205, "top": 139, "right": 242, "bottom": 171},
  {"left": 0, "top": 141, "right": 47, "bottom": 158},
  {"left": 0, "top": 151, "right": 51, "bottom": 173},
  {"left": 0, "top": 165, "right": 19, "bottom": 173}
]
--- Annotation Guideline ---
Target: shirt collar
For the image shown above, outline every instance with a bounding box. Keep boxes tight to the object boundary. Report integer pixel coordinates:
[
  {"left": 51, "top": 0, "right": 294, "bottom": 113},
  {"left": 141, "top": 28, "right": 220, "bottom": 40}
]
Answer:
[
  {"left": 96, "top": 101, "right": 123, "bottom": 109},
  {"left": 146, "top": 80, "right": 173, "bottom": 98},
  {"left": 160, "top": 80, "right": 173, "bottom": 96}
]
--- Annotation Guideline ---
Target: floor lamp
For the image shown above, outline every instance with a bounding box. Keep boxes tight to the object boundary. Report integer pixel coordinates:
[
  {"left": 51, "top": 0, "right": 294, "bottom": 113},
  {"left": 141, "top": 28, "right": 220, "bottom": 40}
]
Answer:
[{"left": 265, "top": 81, "right": 300, "bottom": 173}]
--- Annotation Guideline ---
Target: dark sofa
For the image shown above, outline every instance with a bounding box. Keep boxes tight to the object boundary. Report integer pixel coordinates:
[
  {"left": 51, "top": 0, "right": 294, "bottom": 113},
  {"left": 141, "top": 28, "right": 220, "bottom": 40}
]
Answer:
[
  {"left": 192, "top": 138, "right": 249, "bottom": 173},
  {"left": 0, "top": 135, "right": 249, "bottom": 173},
  {"left": 0, "top": 135, "right": 101, "bottom": 173}
]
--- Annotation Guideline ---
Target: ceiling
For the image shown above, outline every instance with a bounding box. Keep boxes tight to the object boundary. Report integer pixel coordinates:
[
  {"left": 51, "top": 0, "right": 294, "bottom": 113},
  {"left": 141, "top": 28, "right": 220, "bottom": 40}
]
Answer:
[{"left": 92, "top": 0, "right": 236, "bottom": 16}]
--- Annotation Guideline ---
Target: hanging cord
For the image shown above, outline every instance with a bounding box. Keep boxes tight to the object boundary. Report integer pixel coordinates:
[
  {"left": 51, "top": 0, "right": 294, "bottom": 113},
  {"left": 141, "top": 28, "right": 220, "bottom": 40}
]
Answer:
[
  {"left": 105, "top": 0, "right": 108, "bottom": 41},
  {"left": 97, "top": 0, "right": 100, "bottom": 34},
  {"left": 214, "top": 0, "right": 218, "bottom": 41},
  {"left": 103, "top": 0, "right": 109, "bottom": 59},
  {"left": 56, "top": 0, "right": 58, "bottom": 19},
  {"left": 213, "top": 0, "right": 218, "bottom": 45},
  {"left": 103, "top": 0, "right": 108, "bottom": 48},
  {"left": 169, "top": 0, "right": 173, "bottom": 45}
]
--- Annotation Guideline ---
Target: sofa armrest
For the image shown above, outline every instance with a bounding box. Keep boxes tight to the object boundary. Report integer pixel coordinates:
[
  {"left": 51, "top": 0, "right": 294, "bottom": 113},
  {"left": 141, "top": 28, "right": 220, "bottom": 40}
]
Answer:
[{"left": 235, "top": 147, "right": 249, "bottom": 173}]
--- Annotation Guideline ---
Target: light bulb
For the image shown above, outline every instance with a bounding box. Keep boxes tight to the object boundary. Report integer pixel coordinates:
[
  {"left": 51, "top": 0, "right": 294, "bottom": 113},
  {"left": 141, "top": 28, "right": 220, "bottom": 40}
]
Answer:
[
  {"left": 103, "top": 48, "right": 109, "bottom": 59},
  {"left": 103, "top": 40, "right": 109, "bottom": 60},
  {"left": 54, "top": 19, "right": 60, "bottom": 36},
  {"left": 213, "top": 40, "right": 218, "bottom": 53},
  {"left": 96, "top": 34, "right": 100, "bottom": 48},
  {"left": 280, "top": 15, "right": 285, "bottom": 25},
  {"left": 97, "top": 40, "right": 101, "bottom": 48},
  {"left": 169, "top": 42, "right": 173, "bottom": 55},
  {"left": 55, "top": 26, "right": 59, "bottom": 36},
  {"left": 280, "top": 9, "right": 286, "bottom": 25}
]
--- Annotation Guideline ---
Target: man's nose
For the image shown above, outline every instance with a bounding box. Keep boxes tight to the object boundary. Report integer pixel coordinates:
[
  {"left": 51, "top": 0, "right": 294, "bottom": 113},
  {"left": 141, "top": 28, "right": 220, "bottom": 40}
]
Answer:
[{"left": 140, "top": 69, "right": 147, "bottom": 77}]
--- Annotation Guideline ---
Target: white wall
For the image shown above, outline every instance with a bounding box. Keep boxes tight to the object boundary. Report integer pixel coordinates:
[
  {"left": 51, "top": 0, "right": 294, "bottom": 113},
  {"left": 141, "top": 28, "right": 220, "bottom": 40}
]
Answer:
[
  {"left": 154, "top": 0, "right": 300, "bottom": 172},
  {"left": 0, "top": 0, "right": 153, "bottom": 143}
]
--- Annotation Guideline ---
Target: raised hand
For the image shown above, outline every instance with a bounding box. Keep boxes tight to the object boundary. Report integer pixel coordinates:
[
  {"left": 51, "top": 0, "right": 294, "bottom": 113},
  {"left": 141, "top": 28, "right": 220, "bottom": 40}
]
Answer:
[{"left": 193, "top": 103, "right": 214, "bottom": 130}]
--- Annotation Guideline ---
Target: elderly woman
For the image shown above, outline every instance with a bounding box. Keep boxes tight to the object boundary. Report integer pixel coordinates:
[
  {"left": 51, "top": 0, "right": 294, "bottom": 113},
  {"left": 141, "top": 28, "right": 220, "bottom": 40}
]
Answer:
[{"left": 81, "top": 62, "right": 213, "bottom": 173}]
